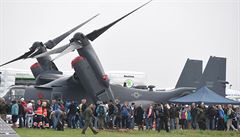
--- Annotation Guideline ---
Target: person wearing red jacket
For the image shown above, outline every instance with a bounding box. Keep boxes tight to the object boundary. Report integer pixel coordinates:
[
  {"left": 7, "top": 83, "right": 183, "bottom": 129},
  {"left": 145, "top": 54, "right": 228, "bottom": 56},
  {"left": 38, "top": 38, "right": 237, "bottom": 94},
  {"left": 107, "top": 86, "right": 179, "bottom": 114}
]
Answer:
[
  {"left": 26, "top": 101, "right": 34, "bottom": 128},
  {"left": 18, "top": 98, "right": 27, "bottom": 128},
  {"left": 33, "top": 100, "right": 43, "bottom": 128},
  {"left": 42, "top": 101, "right": 50, "bottom": 128}
]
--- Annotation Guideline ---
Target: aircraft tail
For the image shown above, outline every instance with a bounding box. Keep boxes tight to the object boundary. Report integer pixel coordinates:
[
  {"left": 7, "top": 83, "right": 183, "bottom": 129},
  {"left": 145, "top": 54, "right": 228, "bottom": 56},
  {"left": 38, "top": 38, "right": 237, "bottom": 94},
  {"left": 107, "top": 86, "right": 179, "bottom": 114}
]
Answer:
[
  {"left": 198, "top": 56, "right": 227, "bottom": 97},
  {"left": 175, "top": 59, "right": 202, "bottom": 88}
]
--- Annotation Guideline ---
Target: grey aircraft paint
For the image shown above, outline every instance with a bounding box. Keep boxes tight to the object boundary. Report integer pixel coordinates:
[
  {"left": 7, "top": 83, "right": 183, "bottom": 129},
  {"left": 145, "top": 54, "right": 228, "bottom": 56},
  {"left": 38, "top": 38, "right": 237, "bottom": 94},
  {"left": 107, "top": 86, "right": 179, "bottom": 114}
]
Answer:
[
  {"left": 198, "top": 56, "right": 227, "bottom": 97},
  {"left": 175, "top": 59, "right": 202, "bottom": 88}
]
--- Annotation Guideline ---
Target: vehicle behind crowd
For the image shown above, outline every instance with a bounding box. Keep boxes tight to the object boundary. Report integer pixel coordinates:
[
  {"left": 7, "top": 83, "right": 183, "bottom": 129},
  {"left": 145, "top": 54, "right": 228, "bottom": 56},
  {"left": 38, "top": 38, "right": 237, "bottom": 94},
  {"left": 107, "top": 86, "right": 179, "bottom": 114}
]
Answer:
[{"left": 0, "top": 97, "right": 240, "bottom": 132}]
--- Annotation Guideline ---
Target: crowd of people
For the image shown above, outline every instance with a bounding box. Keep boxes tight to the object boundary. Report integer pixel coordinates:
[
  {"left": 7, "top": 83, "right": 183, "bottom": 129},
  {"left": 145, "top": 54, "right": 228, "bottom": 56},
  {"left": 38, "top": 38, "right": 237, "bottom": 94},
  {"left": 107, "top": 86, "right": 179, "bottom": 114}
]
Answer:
[{"left": 0, "top": 97, "right": 240, "bottom": 134}]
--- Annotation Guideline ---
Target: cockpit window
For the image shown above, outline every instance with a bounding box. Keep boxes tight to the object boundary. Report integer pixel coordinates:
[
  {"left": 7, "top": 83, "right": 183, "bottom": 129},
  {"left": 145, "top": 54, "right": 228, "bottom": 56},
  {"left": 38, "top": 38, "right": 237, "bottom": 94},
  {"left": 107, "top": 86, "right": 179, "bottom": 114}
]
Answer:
[{"left": 9, "top": 88, "right": 25, "bottom": 100}]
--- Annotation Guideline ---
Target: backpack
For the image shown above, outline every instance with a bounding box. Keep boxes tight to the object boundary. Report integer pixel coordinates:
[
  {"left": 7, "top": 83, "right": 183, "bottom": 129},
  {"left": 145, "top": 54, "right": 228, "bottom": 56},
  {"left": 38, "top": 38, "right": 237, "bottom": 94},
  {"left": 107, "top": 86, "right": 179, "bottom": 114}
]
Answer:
[
  {"left": 98, "top": 106, "right": 105, "bottom": 117},
  {"left": 121, "top": 106, "right": 129, "bottom": 117},
  {"left": 181, "top": 111, "right": 187, "bottom": 120},
  {"left": 158, "top": 108, "right": 164, "bottom": 117},
  {"left": 229, "top": 111, "right": 235, "bottom": 119}
]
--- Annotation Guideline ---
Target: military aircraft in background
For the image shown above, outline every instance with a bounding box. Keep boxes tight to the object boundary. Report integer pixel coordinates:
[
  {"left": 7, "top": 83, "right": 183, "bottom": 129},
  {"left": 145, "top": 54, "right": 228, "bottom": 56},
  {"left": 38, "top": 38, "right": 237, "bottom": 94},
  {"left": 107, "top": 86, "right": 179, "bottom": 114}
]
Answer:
[{"left": 1, "top": 1, "right": 228, "bottom": 106}]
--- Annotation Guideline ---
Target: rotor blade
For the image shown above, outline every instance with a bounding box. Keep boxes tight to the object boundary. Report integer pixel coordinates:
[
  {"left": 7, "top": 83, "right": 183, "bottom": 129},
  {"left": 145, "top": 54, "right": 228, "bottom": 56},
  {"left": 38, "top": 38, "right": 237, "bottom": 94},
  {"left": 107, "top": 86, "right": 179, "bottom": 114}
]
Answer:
[
  {"left": 0, "top": 50, "right": 35, "bottom": 67},
  {"left": 33, "top": 44, "right": 70, "bottom": 58},
  {"left": 28, "top": 46, "right": 42, "bottom": 58},
  {"left": 51, "top": 42, "right": 82, "bottom": 61},
  {"left": 44, "top": 13, "right": 100, "bottom": 49},
  {"left": 86, "top": 0, "right": 152, "bottom": 41}
]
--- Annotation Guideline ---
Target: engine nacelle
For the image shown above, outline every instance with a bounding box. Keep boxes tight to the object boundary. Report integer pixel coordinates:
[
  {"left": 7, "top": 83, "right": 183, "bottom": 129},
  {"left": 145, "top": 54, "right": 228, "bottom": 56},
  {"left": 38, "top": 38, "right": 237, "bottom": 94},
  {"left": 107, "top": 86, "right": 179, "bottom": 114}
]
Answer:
[
  {"left": 30, "top": 63, "right": 44, "bottom": 78},
  {"left": 71, "top": 56, "right": 114, "bottom": 102}
]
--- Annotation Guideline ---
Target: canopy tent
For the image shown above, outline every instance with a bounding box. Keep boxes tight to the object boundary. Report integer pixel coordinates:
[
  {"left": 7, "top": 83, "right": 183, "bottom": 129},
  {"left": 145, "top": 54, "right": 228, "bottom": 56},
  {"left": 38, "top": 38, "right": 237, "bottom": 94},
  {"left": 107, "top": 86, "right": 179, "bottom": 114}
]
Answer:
[{"left": 169, "top": 86, "right": 240, "bottom": 105}]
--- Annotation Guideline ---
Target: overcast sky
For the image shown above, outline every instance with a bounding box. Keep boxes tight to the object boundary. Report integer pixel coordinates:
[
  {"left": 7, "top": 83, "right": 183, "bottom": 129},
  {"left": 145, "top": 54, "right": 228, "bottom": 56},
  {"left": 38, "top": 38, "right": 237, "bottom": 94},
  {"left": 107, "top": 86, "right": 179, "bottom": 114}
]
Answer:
[{"left": 0, "top": 0, "right": 239, "bottom": 90}]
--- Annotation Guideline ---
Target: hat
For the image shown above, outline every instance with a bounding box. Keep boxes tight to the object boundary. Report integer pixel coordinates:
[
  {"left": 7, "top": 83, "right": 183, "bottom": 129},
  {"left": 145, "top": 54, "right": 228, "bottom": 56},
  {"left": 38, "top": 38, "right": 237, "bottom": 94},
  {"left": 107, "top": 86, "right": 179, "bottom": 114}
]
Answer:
[
  {"left": 20, "top": 98, "right": 25, "bottom": 102},
  {"left": 27, "top": 103, "right": 32, "bottom": 108}
]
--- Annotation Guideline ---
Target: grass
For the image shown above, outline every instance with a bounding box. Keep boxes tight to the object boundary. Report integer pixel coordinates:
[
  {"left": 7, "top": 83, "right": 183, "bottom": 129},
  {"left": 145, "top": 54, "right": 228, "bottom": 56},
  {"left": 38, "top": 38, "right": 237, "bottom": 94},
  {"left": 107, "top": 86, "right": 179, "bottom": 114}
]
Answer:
[{"left": 15, "top": 128, "right": 240, "bottom": 137}]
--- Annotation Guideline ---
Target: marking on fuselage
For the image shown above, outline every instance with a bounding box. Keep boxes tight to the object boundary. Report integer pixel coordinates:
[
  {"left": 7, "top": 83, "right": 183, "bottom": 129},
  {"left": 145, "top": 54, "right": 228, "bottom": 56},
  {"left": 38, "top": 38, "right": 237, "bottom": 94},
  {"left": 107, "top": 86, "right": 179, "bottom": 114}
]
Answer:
[{"left": 131, "top": 91, "right": 142, "bottom": 99}]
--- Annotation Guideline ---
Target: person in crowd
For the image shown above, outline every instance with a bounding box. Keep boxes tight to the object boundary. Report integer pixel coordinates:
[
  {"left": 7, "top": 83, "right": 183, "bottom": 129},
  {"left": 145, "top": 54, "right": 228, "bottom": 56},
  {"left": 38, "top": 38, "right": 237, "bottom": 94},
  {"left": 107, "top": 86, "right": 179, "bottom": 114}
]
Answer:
[
  {"left": 129, "top": 103, "right": 136, "bottom": 129},
  {"left": 114, "top": 99, "right": 122, "bottom": 129},
  {"left": 78, "top": 99, "right": 87, "bottom": 128},
  {"left": 82, "top": 104, "right": 98, "bottom": 134},
  {"left": 0, "top": 97, "right": 8, "bottom": 121},
  {"left": 226, "top": 104, "right": 238, "bottom": 131},
  {"left": 50, "top": 108, "right": 64, "bottom": 130},
  {"left": 121, "top": 101, "right": 130, "bottom": 129},
  {"left": 175, "top": 104, "right": 181, "bottom": 130},
  {"left": 33, "top": 100, "right": 49, "bottom": 129},
  {"left": 186, "top": 105, "right": 192, "bottom": 129},
  {"left": 135, "top": 104, "right": 144, "bottom": 130},
  {"left": 67, "top": 100, "right": 77, "bottom": 129},
  {"left": 162, "top": 103, "right": 170, "bottom": 132},
  {"left": 145, "top": 104, "right": 154, "bottom": 130},
  {"left": 103, "top": 101, "right": 109, "bottom": 128},
  {"left": 46, "top": 100, "right": 52, "bottom": 127},
  {"left": 207, "top": 105, "right": 217, "bottom": 130},
  {"left": 158, "top": 103, "right": 165, "bottom": 132},
  {"left": 93, "top": 103, "right": 98, "bottom": 129},
  {"left": 33, "top": 100, "right": 43, "bottom": 128},
  {"left": 217, "top": 105, "right": 225, "bottom": 130},
  {"left": 107, "top": 100, "right": 115, "bottom": 129},
  {"left": 25, "top": 101, "right": 34, "bottom": 128},
  {"left": 197, "top": 103, "right": 206, "bottom": 130},
  {"left": 180, "top": 105, "right": 187, "bottom": 129},
  {"left": 18, "top": 98, "right": 27, "bottom": 128},
  {"left": 42, "top": 101, "right": 50, "bottom": 128},
  {"left": 11, "top": 100, "right": 19, "bottom": 128},
  {"left": 51, "top": 99, "right": 59, "bottom": 129},
  {"left": 96, "top": 101, "right": 106, "bottom": 130},
  {"left": 154, "top": 104, "right": 161, "bottom": 132},
  {"left": 191, "top": 103, "right": 198, "bottom": 129},
  {"left": 169, "top": 104, "right": 177, "bottom": 130},
  {"left": 235, "top": 107, "right": 240, "bottom": 131}
]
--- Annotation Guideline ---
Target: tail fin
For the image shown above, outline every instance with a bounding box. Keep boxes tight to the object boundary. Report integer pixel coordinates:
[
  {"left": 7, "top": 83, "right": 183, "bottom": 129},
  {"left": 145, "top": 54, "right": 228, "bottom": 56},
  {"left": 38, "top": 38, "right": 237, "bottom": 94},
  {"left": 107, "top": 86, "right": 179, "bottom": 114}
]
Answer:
[
  {"left": 175, "top": 59, "right": 202, "bottom": 88},
  {"left": 198, "top": 56, "right": 227, "bottom": 97}
]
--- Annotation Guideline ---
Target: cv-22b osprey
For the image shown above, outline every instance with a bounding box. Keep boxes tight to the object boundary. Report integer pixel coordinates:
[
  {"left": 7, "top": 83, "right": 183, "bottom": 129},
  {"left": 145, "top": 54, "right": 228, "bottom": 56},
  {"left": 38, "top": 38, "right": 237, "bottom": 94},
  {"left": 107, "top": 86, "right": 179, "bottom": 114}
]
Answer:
[
  {"left": 1, "top": 1, "right": 227, "bottom": 106},
  {"left": 0, "top": 13, "right": 100, "bottom": 85}
]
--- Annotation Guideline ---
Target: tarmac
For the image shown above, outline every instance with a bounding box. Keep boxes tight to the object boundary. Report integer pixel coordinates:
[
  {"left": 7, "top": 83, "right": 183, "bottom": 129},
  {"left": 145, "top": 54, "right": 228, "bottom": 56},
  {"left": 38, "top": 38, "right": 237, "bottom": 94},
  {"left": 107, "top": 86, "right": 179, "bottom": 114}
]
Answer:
[{"left": 0, "top": 118, "right": 20, "bottom": 137}]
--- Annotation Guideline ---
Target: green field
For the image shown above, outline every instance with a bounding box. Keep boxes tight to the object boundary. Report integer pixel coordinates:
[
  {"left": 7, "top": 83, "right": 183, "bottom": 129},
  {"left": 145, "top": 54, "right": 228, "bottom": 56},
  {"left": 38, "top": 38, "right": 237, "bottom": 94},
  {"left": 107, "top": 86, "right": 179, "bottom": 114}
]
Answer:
[{"left": 15, "top": 128, "right": 240, "bottom": 137}]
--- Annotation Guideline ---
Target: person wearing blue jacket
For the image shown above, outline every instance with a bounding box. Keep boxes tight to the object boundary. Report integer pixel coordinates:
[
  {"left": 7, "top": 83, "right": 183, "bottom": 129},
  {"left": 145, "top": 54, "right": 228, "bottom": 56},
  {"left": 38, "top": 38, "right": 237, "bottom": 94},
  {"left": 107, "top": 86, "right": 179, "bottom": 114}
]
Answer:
[
  {"left": 11, "top": 100, "right": 19, "bottom": 128},
  {"left": 217, "top": 105, "right": 225, "bottom": 130}
]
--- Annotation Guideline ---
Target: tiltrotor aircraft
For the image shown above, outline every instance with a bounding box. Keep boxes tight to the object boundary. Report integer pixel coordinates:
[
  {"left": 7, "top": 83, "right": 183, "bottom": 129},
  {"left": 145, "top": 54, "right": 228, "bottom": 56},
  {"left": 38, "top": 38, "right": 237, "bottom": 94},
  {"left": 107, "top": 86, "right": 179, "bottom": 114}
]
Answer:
[{"left": 1, "top": 1, "right": 227, "bottom": 105}]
